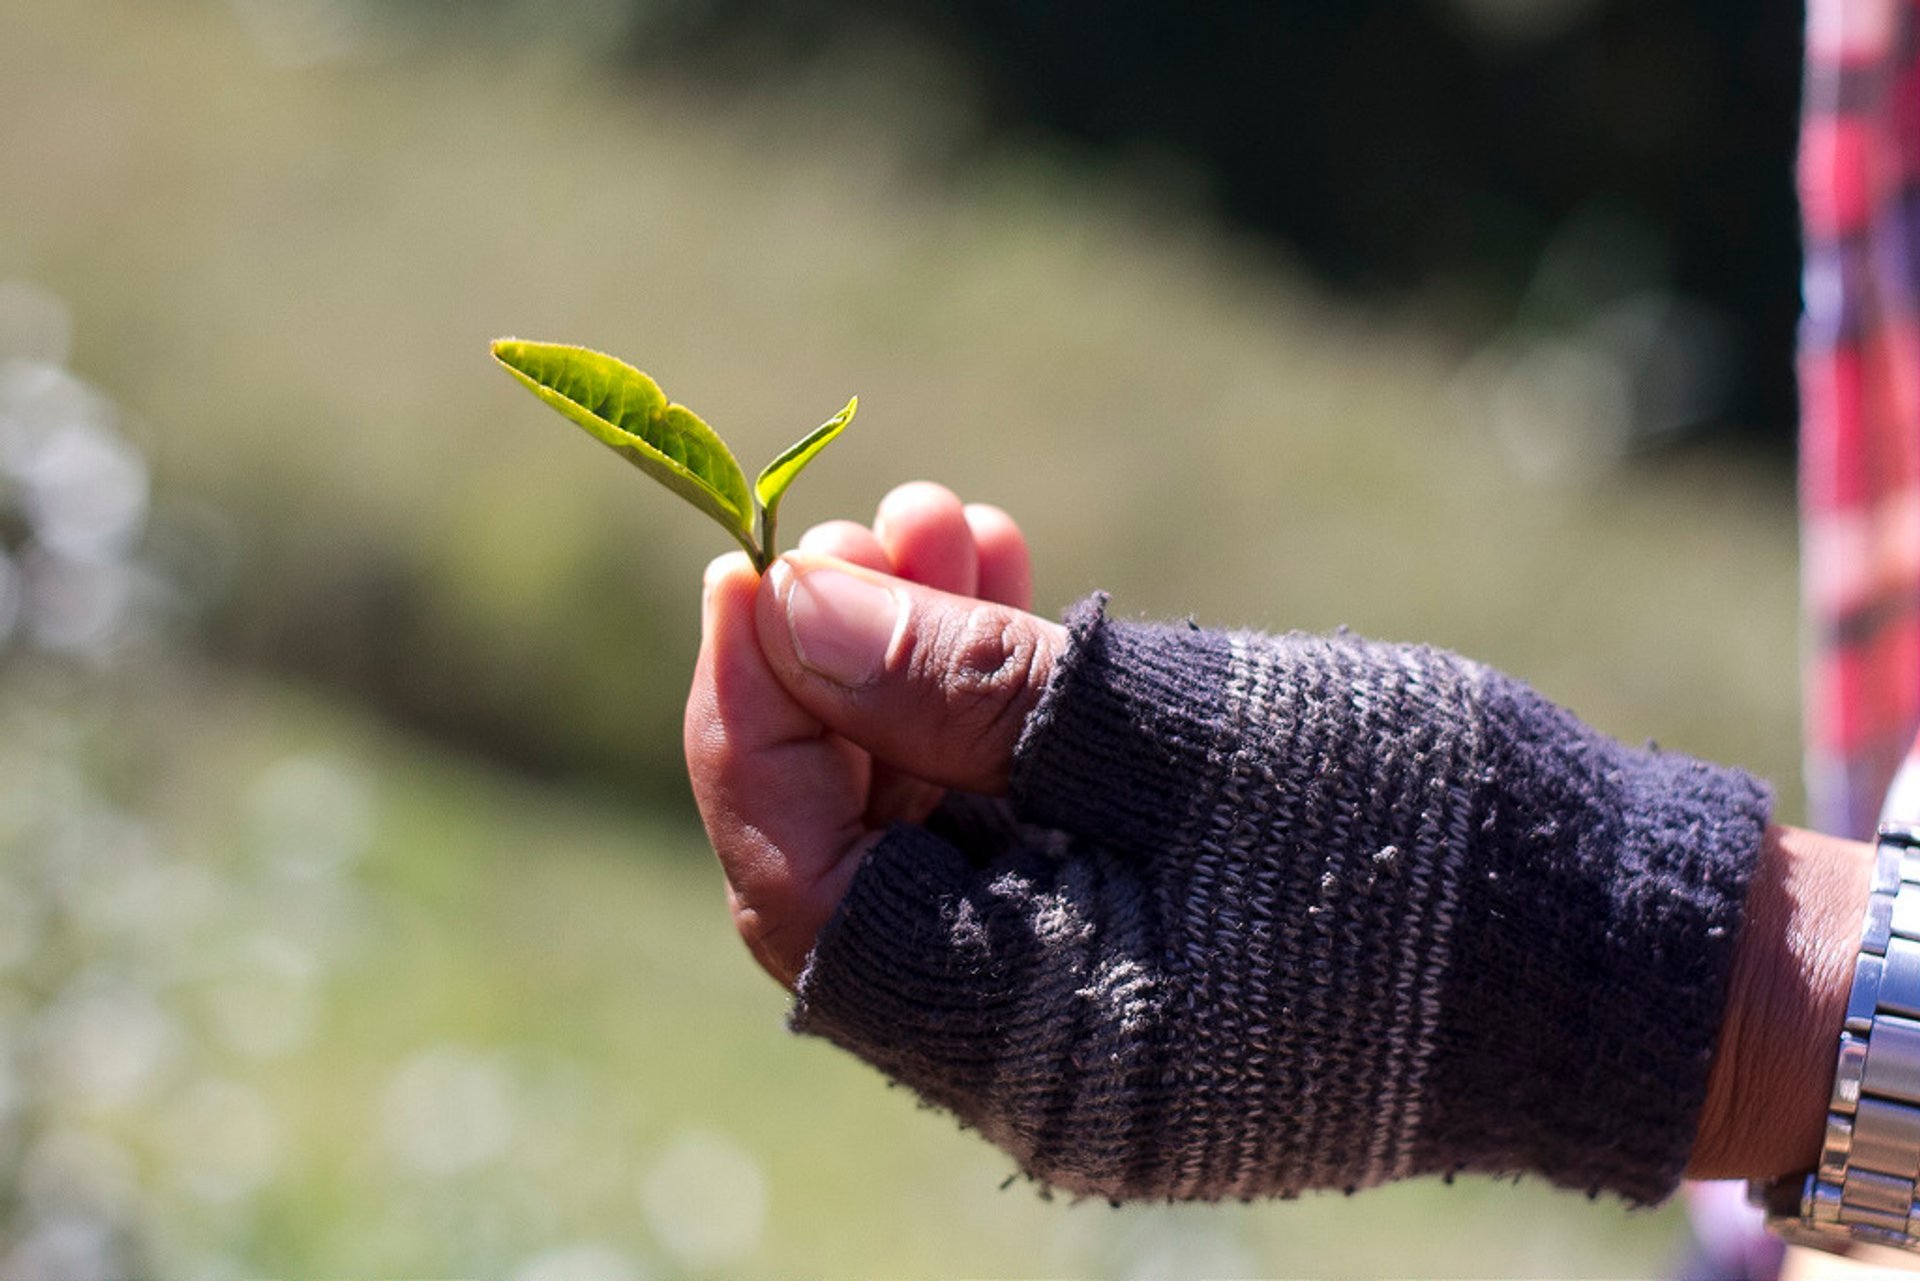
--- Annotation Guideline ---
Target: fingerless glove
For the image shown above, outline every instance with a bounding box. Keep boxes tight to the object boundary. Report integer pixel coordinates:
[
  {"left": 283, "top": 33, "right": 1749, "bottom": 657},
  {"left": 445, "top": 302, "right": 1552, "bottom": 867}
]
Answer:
[{"left": 790, "top": 595, "right": 1771, "bottom": 1205}]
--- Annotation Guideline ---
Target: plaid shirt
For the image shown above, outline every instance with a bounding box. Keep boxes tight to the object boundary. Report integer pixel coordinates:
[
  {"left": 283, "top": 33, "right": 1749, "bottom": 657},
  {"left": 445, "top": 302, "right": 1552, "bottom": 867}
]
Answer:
[{"left": 1800, "top": 0, "right": 1920, "bottom": 838}]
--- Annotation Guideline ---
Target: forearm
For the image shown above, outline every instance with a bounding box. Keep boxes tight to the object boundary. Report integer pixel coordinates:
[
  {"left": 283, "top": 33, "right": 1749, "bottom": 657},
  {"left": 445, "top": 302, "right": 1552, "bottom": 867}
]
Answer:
[
  {"left": 1690, "top": 824, "right": 1872, "bottom": 1180},
  {"left": 794, "top": 597, "right": 1779, "bottom": 1203}
]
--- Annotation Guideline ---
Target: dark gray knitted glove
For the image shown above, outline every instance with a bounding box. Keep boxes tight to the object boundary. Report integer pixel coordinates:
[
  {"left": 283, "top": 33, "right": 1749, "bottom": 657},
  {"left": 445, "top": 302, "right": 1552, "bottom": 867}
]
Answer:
[{"left": 790, "top": 595, "right": 1771, "bottom": 1205}]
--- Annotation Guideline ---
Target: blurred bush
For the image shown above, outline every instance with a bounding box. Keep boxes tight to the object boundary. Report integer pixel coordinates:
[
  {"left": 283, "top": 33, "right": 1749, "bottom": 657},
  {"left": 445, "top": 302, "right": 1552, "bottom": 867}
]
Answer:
[
  {"left": 0, "top": 305, "right": 1699, "bottom": 1271},
  {"left": 0, "top": 2, "right": 1811, "bottom": 1273},
  {"left": 389, "top": 0, "right": 1804, "bottom": 447},
  {"left": 4, "top": 0, "right": 1803, "bottom": 811}
]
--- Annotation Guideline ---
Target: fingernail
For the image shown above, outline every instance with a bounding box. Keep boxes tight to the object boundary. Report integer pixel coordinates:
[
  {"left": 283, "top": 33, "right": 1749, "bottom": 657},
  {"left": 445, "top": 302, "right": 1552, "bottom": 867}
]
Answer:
[{"left": 778, "top": 560, "right": 903, "bottom": 687}]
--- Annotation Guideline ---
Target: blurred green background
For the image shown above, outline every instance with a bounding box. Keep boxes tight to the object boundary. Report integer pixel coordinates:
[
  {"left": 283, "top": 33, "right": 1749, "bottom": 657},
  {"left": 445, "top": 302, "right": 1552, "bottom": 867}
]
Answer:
[{"left": 0, "top": 0, "right": 1803, "bottom": 1275}]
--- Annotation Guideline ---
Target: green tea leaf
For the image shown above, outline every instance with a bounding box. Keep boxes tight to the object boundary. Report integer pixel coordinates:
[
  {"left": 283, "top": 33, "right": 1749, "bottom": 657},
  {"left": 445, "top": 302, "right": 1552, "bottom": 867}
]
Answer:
[
  {"left": 490, "top": 340, "right": 756, "bottom": 553},
  {"left": 754, "top": 396, "right": 857, "bottom": 515},
  {"left": 752, "top": 396, "right": 856, "bottom": 563}
]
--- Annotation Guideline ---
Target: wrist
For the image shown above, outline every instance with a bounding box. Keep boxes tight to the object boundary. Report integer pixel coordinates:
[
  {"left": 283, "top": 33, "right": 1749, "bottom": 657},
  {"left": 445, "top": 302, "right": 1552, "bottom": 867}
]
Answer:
[{"left": 1689, "top": 825, "right": 1874, "bottom": 1179}]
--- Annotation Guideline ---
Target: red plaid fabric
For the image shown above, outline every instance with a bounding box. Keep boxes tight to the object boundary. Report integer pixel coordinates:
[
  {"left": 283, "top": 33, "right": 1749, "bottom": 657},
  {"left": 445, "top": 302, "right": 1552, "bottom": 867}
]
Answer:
[{"left": 1801, "top": 0, "right": 1920, "bottom": 838}]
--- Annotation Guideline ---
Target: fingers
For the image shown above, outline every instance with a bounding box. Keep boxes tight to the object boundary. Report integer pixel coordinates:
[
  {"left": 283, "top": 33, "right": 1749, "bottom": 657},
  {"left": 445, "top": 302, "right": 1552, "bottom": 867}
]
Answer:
[
  {"left": 685, "top": 552, "right": 870, "bottom": 986},
  {"left": 689, "top": 487, "right": 1040, "bottom": 986},
  {"left": 875, "top": 481, "right": 978, "bottom": 597},
  {"left": 868, "top": 481, "right": 1034, "bottom": 610},
  {"left": 800, "top": 517, "right": 947, "bottom": 830},
  {"left": 964, "top": 502, "right": 1033, "bottom": 611},
  {"left": 757, "top": 553, "right": 1069, "bottom": 795},
  {"left": 797, "top": 519, "right": 889, "bottom": 572}
]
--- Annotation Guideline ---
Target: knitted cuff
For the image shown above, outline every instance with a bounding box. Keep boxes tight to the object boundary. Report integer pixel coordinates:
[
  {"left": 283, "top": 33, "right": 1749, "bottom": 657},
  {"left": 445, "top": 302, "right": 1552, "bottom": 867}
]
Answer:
[{"left": 790, "top": 595, "right": 1771, "bottom": 1205}]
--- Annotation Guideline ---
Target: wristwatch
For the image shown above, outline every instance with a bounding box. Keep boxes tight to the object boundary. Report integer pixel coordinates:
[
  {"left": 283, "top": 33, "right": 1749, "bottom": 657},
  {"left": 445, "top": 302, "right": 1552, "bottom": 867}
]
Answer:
[{"left": 1752, "top": 822, "right": 1920, "bottom": 1252}]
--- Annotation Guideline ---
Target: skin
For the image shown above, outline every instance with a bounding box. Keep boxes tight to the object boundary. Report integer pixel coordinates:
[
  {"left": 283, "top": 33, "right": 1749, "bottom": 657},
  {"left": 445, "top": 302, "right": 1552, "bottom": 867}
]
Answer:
[
  {"left": 684, "top": 479, "right": 1865, "bottom": 1184},
  {"left": 1688, "top": 823, "right": 1866, "bottom": 1181},
  {"left": 685, "top": 481, "right": 1064, "bottom": 987}
]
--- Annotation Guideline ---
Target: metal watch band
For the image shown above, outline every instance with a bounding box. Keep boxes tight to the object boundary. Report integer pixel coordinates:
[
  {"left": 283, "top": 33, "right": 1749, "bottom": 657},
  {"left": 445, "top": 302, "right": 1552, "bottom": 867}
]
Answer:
[{"left": 1752, "top": 822, "right": 1920, "bottom": 1252}]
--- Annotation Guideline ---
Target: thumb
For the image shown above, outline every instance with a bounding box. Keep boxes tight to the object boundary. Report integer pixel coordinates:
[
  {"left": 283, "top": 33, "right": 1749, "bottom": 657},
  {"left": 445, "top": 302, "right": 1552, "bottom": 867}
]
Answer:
[{"left": 756, "top": 552, "right": 1068, "bottom": 795}]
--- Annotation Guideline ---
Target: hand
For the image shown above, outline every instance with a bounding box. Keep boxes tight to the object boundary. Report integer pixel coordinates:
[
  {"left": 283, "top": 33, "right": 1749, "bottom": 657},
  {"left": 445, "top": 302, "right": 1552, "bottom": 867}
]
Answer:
[{"left": 683, "top": 481, "right": 1070, "bottom": 987}]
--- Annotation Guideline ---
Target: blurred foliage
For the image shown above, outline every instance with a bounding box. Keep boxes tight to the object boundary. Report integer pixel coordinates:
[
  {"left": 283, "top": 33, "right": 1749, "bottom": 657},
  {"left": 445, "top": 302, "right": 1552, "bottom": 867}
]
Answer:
[
  {"left": 0, "top": 643, "right": 1701, "bottom": 1276},
  {"left": 0, "top": 0, "right": 1814, "bottom": 1273},
  {"left": 0, "top": 324, "right": 1699, "bottom": 1272},
  {"left": 2, "top": 0, "right": 1802, "bottom": 813},
  {"left": 403, "top": 0, "right": 1805, "bottom": 447},
  {"left": 0, "top": 287, "right": 1698, "bottom": 1274}
]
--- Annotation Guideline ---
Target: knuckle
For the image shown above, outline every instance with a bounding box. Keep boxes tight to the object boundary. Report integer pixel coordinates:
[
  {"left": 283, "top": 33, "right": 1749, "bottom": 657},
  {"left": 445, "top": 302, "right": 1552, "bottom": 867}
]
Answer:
[{"left": 925, "top": 609, "right": 1045, "bottom": 744}]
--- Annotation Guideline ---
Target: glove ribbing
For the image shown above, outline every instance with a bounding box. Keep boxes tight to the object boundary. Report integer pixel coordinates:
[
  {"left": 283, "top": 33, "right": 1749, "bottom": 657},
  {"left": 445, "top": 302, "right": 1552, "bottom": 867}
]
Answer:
[{"left": 790, "top": 595, "right": 1771, "bottom": 1204}]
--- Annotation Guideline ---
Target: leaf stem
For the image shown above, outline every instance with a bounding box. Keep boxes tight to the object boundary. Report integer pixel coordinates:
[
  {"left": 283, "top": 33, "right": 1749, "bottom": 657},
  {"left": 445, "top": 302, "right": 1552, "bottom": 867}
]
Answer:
[{"left": 755, "top": 502, "right": 778, "bottom": 575}]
